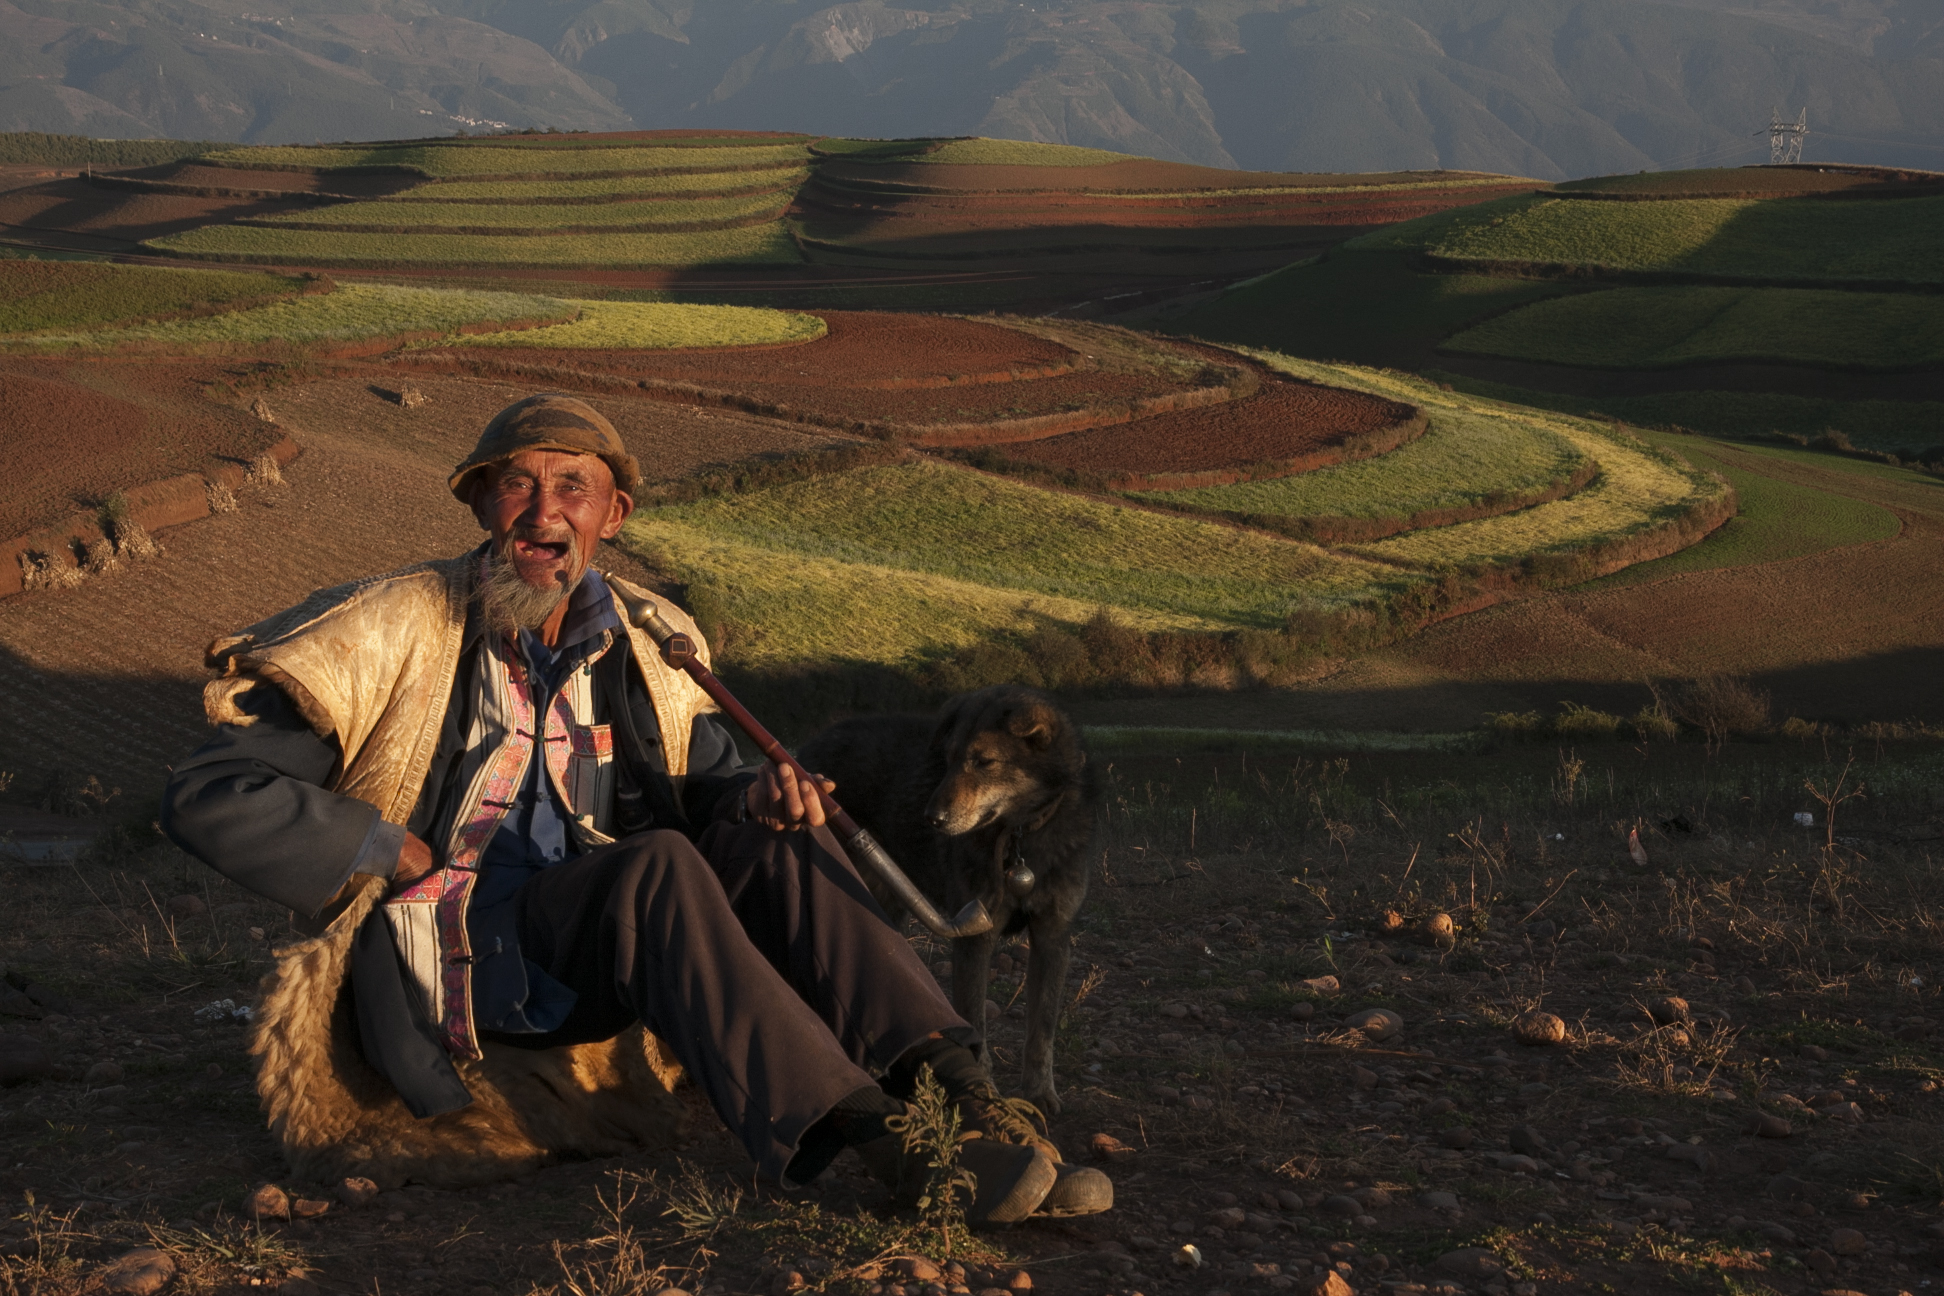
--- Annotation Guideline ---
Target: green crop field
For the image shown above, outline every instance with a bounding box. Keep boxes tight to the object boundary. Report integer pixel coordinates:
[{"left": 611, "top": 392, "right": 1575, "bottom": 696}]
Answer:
[
  {"left": 1433, "top": 374, "right": 1944, "bottom": 456},
  {"left": 409, "top": 171, "right": 809, "bottom": 202},
  {"left": 637, "top": 460, "right": 1404, "bottom": 630},
  {"left": 17, "top": 283, "right": 569, "bottom": 349},
  {"left": 251, "top": 192, "right": 791, "bottom": 232},
  {"left": 0, "top": 262, "right": 311, "bottom": 334},
  {"left": 203, "top": 143, "right": 811, "bottom": 177},
  {"left": 1445, "top": 286, "right": 1944, "bottom": 369},
  {"left": 915, "top": 138, "right": 1134, "bottom": 167},
  {"left": 1553, "top": 167, "right": 1885, "bottom": 198},
  {"left": 1128, "top": 408, "right": 1588, "bottom": 521},
  {"left": 147, "top": 223, "right": 803, "bottom": 267},
  {"left": 1419, "top": 194, "right": 1944, "bottom": 283},
  {"left": 460, "top": 300, "right": 825, "bottom": 350},
  {"left": 1591, "top": 433, "right": 1902, "bottom": 587},
  {"left": 1171, "top": 249, "right": 1562, "bottom": 368}
]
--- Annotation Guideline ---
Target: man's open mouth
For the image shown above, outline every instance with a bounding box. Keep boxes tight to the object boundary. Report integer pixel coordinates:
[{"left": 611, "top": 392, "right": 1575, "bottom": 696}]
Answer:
[{"left": 512, "top": 538, "right": 572, "bottom": 564}]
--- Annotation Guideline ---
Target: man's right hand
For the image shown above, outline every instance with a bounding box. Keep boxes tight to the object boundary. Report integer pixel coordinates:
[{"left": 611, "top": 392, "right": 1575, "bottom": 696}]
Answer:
[{"left": 393, "top": 832, "right": 437, "bottom": 892}]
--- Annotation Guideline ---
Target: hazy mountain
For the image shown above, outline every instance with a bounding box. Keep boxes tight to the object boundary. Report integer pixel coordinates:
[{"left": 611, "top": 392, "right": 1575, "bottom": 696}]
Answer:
[{"left": 0, "top": 0, "right": 1938, "bottom": 178}]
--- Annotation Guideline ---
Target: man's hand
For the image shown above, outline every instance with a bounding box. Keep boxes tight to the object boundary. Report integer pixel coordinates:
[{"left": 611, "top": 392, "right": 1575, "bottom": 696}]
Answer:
[
  {"left": 393, "top": 831, "right": 437, "bottom": 892},
  {"left": 747, "top": 762, "right": 835, "bottom": 832}
]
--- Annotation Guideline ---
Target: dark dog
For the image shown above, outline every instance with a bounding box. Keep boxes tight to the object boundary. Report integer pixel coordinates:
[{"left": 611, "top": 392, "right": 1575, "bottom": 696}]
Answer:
[{"left": 798, "top": 686, "right": 1099, "bottom": 1113}]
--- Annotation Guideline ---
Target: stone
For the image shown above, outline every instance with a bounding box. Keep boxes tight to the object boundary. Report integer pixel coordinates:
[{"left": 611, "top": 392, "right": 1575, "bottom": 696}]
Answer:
[
  {"left": 1320, "top": 1195, "right": 1361, "bottom": 1217},
  {"left": 399, "top": 388, "right": 429, "bottom": 410},
  {"left": 1824, "top": 1101, "right": 1866, "bottom": 1123},
  {"left": 1004, "top": 1271, "right": 1031, "bottom": 1292},
  {"left": 1274, "top": 1189, "right": 1303, "bottom": 1211},
  {"left": 1647, "top": 996, "right": 1690, "bottom": 1026},
  {"left": 1421, "top": 913, "right": 1455, "bottom": 942},
  {"left": 1434, "top": 1249, "right": 1503, "bottom": 1279},
  {"left": 1438, "top": 1127, "right": 1474, "bottom": 1150},
  {"left": 245, "top": 1183, "right": 291, "bottom": 1221},
  {"left": 1526, "top": 919, "right": 1558, "bottom": 942},
  {"left": 1508, "top": 1125, "right": 1549, "bottom": 1156},
  {"left": 1804, "top": 1249, "right": 1838, "bottom": 1275},
  {"left": 1745, "top": 1114, "right": 1792, "bottom": 1138},
  {"left": 0, "top": 989, "right": 42, "bottom": 1019},
  {"left": 84, "top": 1060, "right": 124, "bottom": 1086},
  {"left": 1351, "top": 1066, "right": 1378, "bottom": 1088},
  {"left": 1344, "top": 1008, "right": 1402, "bottom": 1043},
  {"left": 1293, "top": 1272, "right": 1350, "bottom": 1296},
  {"left": 896, "top": 1260, "right": 943, "bottom": 1282},
  {"left": 1206, "top": 1207, "right": 1247, "bottom": 1229},
  {"left": 291, "top": 1198, "right": 330, "bottom": 1219},
  {"left": 1510, "top": 1011, "right": 1566, "bottom": 1046},
  {"left": 0, "top": 1035, "right": 49, "bottom": 1085},
  {"left": 1300, "top": 976, "right": 1339, "bottom": 994},
  {"left": 1425, "top": 1096, "right": 1456, "bottom": 1115},
  {"left": 100, "top": 1247, "right": 175, "bottom": 1296},
  {"left": 1491, "top": 1154, "right": 1540, "bottom": 1174},
  {"left": 1735, "top": 976, "right": 1757, "bottom": 994},
  {"left": 1290, "top": 1002, "right": 1315, "bottom": 1023},
  {"left": 984, "top": 1001, "right": 1001, "bottom": 1021},
  {"left": 1172, "top": 1246, "right": 1202, "bottom": 1270},
  {"left": 337, "top": 1176, "right": 380, "bottom": 1207},
  {"left": 1089, "top": 1133, "right": 1136, "bottom": 1162},
  {"left": 165, "top": 894, "right": 207, "bottom": 919},
  {"left": 1757, "top": 1222, "right": 1796, "bottom": 1245},
  {"left": 1828, "top": 1227, "right": 1867, "bottom": 1255},
  {"left": 1420, "top": 1191, "right": 1460, "bottom": 1212}
]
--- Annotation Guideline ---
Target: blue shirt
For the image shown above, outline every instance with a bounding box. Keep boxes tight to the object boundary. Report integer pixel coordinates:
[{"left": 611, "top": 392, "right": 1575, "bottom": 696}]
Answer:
[{"left": 466, "top": 569, "right": 620, "bottom": 1036}]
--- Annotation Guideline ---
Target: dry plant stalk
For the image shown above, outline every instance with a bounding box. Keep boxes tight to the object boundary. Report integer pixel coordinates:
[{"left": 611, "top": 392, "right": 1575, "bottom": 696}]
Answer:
[
  {"left": 113, "top": 518, "right": 162, "bottom": 561},
  {"left": 81, "top": 536, "right": 121, "bottom": 577},
  {"left": 248, "top": 452, "right": 286, "bottom": 488},
  {"left": 207, "top": 480, "right": 238, "bottom": 513}
]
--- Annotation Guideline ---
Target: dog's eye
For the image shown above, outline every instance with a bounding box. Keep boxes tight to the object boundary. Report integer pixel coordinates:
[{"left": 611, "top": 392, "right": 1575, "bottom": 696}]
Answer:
[{"left": 974, "top": 755, "right": 1000, "bottom": 770}]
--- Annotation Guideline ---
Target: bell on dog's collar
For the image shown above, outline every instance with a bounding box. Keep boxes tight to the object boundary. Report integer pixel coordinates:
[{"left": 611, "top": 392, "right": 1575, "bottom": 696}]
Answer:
[{"left": 1004, "top": 862, "right": 1037, "bottom": 897}]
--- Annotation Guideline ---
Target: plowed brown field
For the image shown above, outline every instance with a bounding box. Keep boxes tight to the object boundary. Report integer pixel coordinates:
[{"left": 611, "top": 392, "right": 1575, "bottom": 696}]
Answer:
[
  {"left": 0, "top": 360, "right": 283, "bottom": 538},
  {"left": 122, "top": 163, "right": 421, "bottom": 197},
  {"left": 997, "top": 375, "right": 1418, "bottom": 477},
  {"left": 814, "top": 159, "right": 1519, "bottom": 194},
  {"left": 0, "top": 179, "right": 318, "bottom": 250}
]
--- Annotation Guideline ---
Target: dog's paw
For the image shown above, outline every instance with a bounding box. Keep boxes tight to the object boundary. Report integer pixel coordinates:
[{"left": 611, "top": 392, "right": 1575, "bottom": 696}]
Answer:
[{"left": 1024, "top": 1085, "right": 1063, "bottom": 1117}]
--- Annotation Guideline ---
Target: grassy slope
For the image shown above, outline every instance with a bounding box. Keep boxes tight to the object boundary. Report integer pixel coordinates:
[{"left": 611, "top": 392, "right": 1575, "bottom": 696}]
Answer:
[
  {"left": 16, "top": 283, "right": 569, "bottom": 347},
  {"left": 638, "top": 460, "right": 1405, "bottom": 629},
  {"left": 1171, "top": 250, "right": 1562, "bottom": 369},
  {"left": 1430, "top": 194, "right": 1944, "bottom": 282},
  {"left": 1588, "top": 433, "right": 1902, "bottom": 587},
  {"left": 146, "top": 223, "right": 802, "bottom": 267},
  {"left": 819, "top": 137, "right": 1133, "bottom": 166},
  {"left": 252, "top": 192, "right": 791, "bottom": 230},
  {"left": 1128, "top": 408, "right": 1586, "bottom": 519},
  {"left": 420, "top": 171, "right": 810, "bottom": 201},
  {"left": 457, "top": 301, "right": 825, "bottom": 349},
  {"left": 1445, "top": 286, "right": 1944, "bottom": 369},
  {"left": 1435, "top": 373, "right": 1944, "bottom": 456},
  {"left": 203, "top": 143, "right": 810, "bottom": 176},
  {"left": 0, "top": 262, "right": 309, "bottom": 333}
]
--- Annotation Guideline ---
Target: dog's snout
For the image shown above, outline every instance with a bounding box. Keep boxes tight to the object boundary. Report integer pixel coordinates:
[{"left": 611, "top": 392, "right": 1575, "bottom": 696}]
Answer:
[{"left": 924, "top": 805, "right": 951, "bottom": 829}]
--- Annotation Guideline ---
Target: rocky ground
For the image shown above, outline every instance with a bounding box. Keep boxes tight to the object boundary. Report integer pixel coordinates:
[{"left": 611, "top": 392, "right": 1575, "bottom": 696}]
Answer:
[{"left": 1, "top": 740, "right": 1941, "bottom": 1296}]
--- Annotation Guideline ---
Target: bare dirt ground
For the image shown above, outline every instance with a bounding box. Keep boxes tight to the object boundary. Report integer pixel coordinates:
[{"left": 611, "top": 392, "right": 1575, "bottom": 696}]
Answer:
[
  {"left": 5, "top": 738, "right": 1944, "bottom": 1296},
  {"left": 997, "top": 379, "right": 1415, "bottom": 477},
  {"left": 0, "top": 359, "right": 284, "bottom": 538},
  {"left": 814, "top": 161, "right": 1532, "bottom": 196},
  {"left": 0, "top": 180, "right": 318, "bottom": 252}
]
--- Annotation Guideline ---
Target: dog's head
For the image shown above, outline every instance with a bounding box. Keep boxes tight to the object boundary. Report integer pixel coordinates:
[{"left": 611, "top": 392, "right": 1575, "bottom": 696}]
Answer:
[{"left": 924, "top": 685, "right": 1080, "bottom": 836}]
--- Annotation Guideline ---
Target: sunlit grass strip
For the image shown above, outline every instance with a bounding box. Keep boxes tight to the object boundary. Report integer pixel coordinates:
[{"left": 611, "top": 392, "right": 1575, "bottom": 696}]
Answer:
[
  {"left": 407, "top": 170, "right": 810, "bottom": 202},
  {"left": 0, "top": 262, "right": 312, "bottom": 334},
  {"left": 640, "top": 460, "right": 1408, "bottom": 628},
  {"left": 249, "top": 192, "right": 791, "bottom": 232},
  {"left": 202, "top": 143, "right": 811, "bottom": 177},
  {"left": 459, "top": 301, "right": 825, "bottom": 350},
  {"left": 147, "top": 223, "right": 803, "bottom": 267},
  {"left": 618, "top": 516, "right": 1212, "bottom": 672},
  {"left": 1444, "top": 286, "right": 1944, "bottom": 370},
  {"left": 18, "top": 283, "right": 571, "bottom": 349},
  {"left": 1131, "top": 410, "right": 1587, "bottom": 520},
  {"left": 915, "top": 139, "right": 1135, "bottom": 166}
]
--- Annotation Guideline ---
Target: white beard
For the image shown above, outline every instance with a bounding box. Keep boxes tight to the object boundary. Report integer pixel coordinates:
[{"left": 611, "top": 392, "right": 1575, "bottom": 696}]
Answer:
[{"left": 477, "top": 535, "right": 583, "bottom": 636}]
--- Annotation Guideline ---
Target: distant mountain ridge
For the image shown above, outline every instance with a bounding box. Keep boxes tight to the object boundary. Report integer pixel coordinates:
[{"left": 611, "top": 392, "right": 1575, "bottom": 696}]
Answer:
[{"left": 0, "top": 0, "right": 1937, "bottom": 179}]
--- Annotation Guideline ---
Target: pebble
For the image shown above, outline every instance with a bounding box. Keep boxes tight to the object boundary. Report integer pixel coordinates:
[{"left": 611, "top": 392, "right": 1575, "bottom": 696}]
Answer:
[
  {"left": 1510, "top": 1011, "right": 1566, "bottom": 1046},
  {"left": 99, "top": 1247, "right": 175, "bottom": 1296},
  {"left": 1508, "top": 1124, "right": 1549, "bottom": 1155},
  {"left": 1647, "top": 996, "right": 1690, "bottom": 1025},
  {"left": 1344, "top": 1008, "right": 1402, "bottom": 1043},
  {"left": 1351, "top": 1066, "right": 1378, "bottom": 1089},
  {"left": 1321, "top": 1195, "right": 1361, "bottom": 1216},
  {"left": 291, "top": 1198, "right": 331, "bottom": 1219},
  {"left": 1745, "top": 1113, "right": 1792, "bottom": 1138},
  {"left": 1438, "top": 1127, "right": 1474, "bottom": 1150},
  {"left": 1290, "top": 1002, "right": 1315, "bottom": 1023},
  {"left": 1300, "top": 976, "right": 1340, "bottom": 995},
  {"left": 1828, "top": 1227, "right": 1867, "bottom": 1255},
  {"left": 1800, "top": 1044, "right": 1829, "bottom": 1061},
  {"left": 245, "top": 1183, "right": 291, "bottom": 1221},
  {"left": 1425, "top": 1096, "right": 1456, "bottom": 1115},
  {"left": 1804, "top": 1249, "right": 1838, "bottom": 1275},
  {"left": 895, "top": 1259, "right": 943, "bottom": 1282},
  {"left": 84, "top": 1060, "right": 125, "bottom": 1086},
  {"left": 1297, "top": 1273, "right": 1350, "bottom": 1296},
  {"left": 1491, "top": 1154, "right": 1540, "bottom": 1174},
  {"left": 337, "top": 1176, "right": 380, "bottom": 1207},
  {"left": 1004, "top": 1271, "right": 1031, "bottom": 1292},
  {"left": 165, "top": 894, "right": 208, "bottom": 919},
  {"left": 1421, "top": 913, "right": 1455, "bottom": 944},
  {"left": 1735, "top": 976, "right": 1757, "bottom": 994},
  {"left": 1206, "top": 1207, "right": 1247, "bottom": 1228},
  {"left": 1758, "top": 1222, "right": 1796, "bottom": 1244},
  {"left": 984, "top": 1001, "right": 1001, "bottom": 1021},
  {"left": 0, "top": 1034, "right": 49, "bottom": 1084},
  {"left": 1172, "top": 1245, "right": 1202, "bottom": 1270},
  {"left": 1823, "top": 1101, "right": 1866, "bottom": 1123},
  {"left": 1434, "top": 1249, "right": 1503, "bottom": 1279},
  {"left": 1274, "top": 1189, "right": 1303, "bottom": 1211},
  {"left": 1420, "top": 1191, "right": 1460, "bottom": 1211},
  {"left": 1089, "top": 1133, "right": 1136, "bottom": 1162}
]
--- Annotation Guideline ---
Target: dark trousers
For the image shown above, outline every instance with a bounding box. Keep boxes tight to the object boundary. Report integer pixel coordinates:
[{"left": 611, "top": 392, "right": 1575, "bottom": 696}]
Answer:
[{"left": 510, "top": 819, "right": 965, "bottom": 1179}]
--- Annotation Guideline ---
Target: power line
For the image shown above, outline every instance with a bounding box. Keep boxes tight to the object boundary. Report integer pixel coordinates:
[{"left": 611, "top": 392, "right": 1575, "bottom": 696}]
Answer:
[{"left": 1756, "top": 107, "right": 1807, "bottom": 164}]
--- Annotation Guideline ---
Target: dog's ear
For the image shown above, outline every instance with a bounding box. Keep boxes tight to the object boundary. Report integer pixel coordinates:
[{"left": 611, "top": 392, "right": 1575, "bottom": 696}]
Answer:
[{"left": 1005, "top": 700, "right": 1059, "bottom": 750}]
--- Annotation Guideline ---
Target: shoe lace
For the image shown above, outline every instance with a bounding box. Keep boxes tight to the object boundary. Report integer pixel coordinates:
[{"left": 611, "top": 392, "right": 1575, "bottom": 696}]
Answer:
[{"left": 965, "top": 1092, "right": 1048, "bottom": 1145}]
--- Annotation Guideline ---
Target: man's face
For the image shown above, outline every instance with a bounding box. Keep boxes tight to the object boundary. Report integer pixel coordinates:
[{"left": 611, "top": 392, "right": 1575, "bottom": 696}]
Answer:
[{"left": 470, "top": 449, "right": 632, "bottom": 592}]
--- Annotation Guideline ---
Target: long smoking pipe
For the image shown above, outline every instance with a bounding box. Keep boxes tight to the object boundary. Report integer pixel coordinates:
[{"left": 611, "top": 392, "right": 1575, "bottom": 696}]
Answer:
[{"left": 614, "top": 586, "right": 994, "bottom": 940}]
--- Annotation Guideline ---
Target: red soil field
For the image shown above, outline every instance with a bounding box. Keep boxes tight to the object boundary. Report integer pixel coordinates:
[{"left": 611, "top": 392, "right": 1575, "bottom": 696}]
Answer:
[
  {"left": 0, "top": 179, "right": 320, "bottom": 251},
  {"left": 0, "top": 360, "right": 283, "bottom": 538},
  {"left": 433, "top": 312, "right": 1214, "bottom": 427},
  {"left": 995, "top": 373, "right": 1418, "bottom": 478},
  {"left": 815, "top": 159, "right": 1522, "bottom": 194}
]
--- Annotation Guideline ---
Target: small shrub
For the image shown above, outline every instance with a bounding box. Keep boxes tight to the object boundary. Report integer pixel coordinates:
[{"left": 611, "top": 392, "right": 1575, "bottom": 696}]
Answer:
[
  {"left": 1632, "top": 704, "right": 1680, "bottom": 742},
  {"left": 1554, "top": 702, "right": 1623, "bottom": 741},
  {"left": 1675, "top": 675, "right": 1771, "bottom": 744},
  {"left": 1812, "top": 429, "right": 1854, "bottom": 452},
  {"left": 1781, "top": 716, "right": 1831, "bottom": 742},
  {"left": 80, "top": 536, "right": 121, "bottom": 577},
  {"left": 1486, "top": 710, "right": 1548, "bottom": 740}
]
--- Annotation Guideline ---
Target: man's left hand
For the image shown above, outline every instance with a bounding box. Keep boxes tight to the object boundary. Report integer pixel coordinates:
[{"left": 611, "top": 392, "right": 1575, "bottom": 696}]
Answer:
[{"left": 747, "top": 762, "right": 835, "bottom": 831}]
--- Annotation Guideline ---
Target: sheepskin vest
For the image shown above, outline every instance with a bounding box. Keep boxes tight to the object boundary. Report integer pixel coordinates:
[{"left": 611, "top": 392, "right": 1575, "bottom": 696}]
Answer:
[{"left": 204, "top": 551, "right": 718, "bottom": 1057}]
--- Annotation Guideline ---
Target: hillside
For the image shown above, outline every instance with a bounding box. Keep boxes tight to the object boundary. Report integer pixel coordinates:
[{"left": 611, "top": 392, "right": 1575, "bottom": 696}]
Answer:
[{"left": 0, "top": 1, "right": 1938, "bottom": 176}]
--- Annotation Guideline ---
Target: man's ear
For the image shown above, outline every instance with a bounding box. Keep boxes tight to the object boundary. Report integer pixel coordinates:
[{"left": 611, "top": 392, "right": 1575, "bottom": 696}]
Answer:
[
  {"left": 600, "top": 488, "right": 633, "bottom": 540},
  {"left": 464, "top": 472, "right": 492, "bottom": 531}
]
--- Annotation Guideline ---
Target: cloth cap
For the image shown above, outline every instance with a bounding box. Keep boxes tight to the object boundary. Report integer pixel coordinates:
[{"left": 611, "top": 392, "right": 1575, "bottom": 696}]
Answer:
[{"left": 449, "top": 394, "right": 639, "bottom": 503}]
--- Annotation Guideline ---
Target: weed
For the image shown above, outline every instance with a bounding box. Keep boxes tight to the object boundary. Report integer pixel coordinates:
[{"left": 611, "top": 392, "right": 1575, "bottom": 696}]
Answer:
[
  {"left": 884, "top": 1068, "right": 975, "bottom": 1257},
  {"left": 1675, "top": 676, "right": 1771, "bottom": 748}
]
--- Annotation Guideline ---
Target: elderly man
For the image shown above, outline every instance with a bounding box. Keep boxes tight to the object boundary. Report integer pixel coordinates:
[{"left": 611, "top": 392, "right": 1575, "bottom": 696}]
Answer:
[{"left": 162, "top": 394, "right": 1109, "bottom": 1224}]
